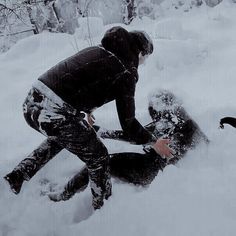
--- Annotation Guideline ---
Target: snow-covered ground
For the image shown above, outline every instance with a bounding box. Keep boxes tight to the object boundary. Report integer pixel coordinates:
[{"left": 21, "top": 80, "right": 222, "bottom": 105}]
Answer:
[{"left": 1, "top": 1, "right": 236, "bottom": 235}]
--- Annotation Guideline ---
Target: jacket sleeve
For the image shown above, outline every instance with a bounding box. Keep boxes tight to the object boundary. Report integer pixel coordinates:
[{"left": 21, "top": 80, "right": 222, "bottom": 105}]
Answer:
[
  {"left": 115, "top": 71, "right": 155, "bottom": 145},
  {"left": 220, "top": 117, "right": 236, "bottom": 128}
]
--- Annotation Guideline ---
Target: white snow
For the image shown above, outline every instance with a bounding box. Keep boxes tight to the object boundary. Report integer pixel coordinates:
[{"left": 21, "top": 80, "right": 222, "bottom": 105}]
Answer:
[{"left": 1, "top": 1, "right": 236, "bottom": 235}]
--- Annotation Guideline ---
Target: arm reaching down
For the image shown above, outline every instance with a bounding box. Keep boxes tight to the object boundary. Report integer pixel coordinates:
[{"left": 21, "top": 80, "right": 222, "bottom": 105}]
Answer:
[
  {"left": 115, "top": 72, "right": 155, "bottom": 145},
  {"left": 220, "top": 117, "right": 236, "bottom": 129},
  {"left": 93, "top": 122, "right": 155, "bottom": 143},
  {"left": 114, "top": 73, "right": 173, "bottom": 158}
]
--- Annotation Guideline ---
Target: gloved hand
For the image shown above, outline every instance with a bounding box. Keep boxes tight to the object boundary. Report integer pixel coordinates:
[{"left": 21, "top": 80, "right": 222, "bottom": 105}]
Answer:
[{"left": 152, "top": 138, "right": 174, "bottom": 160}]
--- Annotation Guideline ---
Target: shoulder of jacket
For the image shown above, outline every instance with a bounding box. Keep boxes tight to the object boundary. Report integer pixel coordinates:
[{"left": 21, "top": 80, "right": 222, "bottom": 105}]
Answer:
[{"left": 114, "top": 71, "right": 137, "bottom": 93}]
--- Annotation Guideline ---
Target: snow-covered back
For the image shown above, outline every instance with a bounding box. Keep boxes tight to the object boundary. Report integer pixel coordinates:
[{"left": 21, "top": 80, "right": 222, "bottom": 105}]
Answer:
[{"left": 1, "top": 1, "right": 236, "bottom": 235}]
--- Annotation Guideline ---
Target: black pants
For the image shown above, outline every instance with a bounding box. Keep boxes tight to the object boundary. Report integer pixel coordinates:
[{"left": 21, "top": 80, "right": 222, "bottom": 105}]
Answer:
[
  {"left": 50, "top": 150, "right": 164, "bottom": 202},
  {"left": 17, "top": 85, "right": 111, "bottom": 209},
  {"left": 8, "top": 88, "right": 208, "bottom": 205}
]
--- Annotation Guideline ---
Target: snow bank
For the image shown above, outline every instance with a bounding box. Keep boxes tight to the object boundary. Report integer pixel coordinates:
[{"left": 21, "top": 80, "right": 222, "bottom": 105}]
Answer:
[
  {"left": 75, "top": 17, "right": 104, "bottom": 40},
  {"left": 1, "top": 2, "right": 236, "bottom": 235}
]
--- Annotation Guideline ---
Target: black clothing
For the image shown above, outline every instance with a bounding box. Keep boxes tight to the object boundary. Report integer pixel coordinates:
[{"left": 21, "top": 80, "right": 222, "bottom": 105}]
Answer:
[
  {"left": 21, "top": 85, "right": 111, "bottom": 209},
  {"left": 49, "top": 113, "right": 209, "bottom": 202},
  {"left": 4, "top": 27, "right": 155, "bottom": 210},
  {"left": 220, "top": 117, "right": 236, "bottom": 129},
  {"left": 6, "top": 90, "right": 209, "bottom": 203},
  {"left": 129, "top": 30, "right": 153, "bottom": 56},
  {"left": 38, "top": 27, "right": 154, "bottom": 145},
  {"left": 48, "top": 90, "right": 209, "bottom": 202},
  {"left": 49, "top": 150, "right": 163, "bottom": 202},
  {"left": 5, "top": 27, "right": 157, "bottom": 210}
]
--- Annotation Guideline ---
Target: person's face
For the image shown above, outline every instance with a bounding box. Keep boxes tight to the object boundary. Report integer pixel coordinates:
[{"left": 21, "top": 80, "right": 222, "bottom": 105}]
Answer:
[{"left": 139, "top": 53, "right": 148, "bottom": 65}]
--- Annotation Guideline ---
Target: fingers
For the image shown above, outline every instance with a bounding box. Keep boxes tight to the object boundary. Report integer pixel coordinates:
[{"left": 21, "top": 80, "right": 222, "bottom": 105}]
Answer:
[
  {"left": 161, "top": 139, "right": 170, "bottom": 145},
  {"left": 152, "top": 138, "right": 175, "bottom": 160},
  {"left": 160, "top": 146, "right": 174, "bottom": 159}
]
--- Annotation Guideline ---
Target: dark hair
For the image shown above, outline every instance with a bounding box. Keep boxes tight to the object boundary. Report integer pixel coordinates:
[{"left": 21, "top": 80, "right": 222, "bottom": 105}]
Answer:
[
  {"left": 101, "top": 26, "right": 138, "bottom": 66},
  {"left": 129, "top": 31, "right": 154, "bottom": 56},
  {"left": 101, "top": 27, "right": 153, "bottom": 68}
]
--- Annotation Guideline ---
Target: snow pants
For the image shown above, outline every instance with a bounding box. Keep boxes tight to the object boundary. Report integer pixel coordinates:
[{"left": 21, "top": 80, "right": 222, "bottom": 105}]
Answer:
[{"left": 16, "top": 82, "right": 112, "bottom": 209}]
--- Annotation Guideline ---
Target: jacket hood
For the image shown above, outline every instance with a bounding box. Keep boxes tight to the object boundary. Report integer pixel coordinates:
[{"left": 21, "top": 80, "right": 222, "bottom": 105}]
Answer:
[{"left": 101, "top": 26, "right": 140, "bottom": 69}]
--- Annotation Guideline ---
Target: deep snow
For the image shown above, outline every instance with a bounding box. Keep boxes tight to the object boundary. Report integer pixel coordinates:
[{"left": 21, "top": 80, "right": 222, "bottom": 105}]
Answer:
[{"left": 1, "top": 1, "right": 236, "bottom": 236}]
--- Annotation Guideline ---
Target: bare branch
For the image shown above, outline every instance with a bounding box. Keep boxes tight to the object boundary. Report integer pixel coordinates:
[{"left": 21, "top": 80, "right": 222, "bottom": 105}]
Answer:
[
  {"left": 0, "top": 28, "right": 35, "bottom": 37},
  {"left": 0, "top": 3, "right": 29, "bottom": 26}
]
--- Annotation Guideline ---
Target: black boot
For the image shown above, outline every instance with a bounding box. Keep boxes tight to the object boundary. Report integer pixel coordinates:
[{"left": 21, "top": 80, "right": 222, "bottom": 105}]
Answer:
[
  {"left": 4, "top": 170, "right": 25, "bottom": 194},
  {"left": 4, "top": 139, "right": 62, "bottom": 194}
]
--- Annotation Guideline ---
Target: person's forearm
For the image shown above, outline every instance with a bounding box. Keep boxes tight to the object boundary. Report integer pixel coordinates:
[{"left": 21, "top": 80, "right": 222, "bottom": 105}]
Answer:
[
  {"left": 93, "top": 122, "right": 156, "bottom": 144},
  {"left": 93, "top": 125, "right": 131, "bottom": 142}
]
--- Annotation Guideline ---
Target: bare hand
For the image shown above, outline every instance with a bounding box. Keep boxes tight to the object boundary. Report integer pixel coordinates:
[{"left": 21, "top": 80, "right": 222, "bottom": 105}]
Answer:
[
  {"left": 152, "top": 138, "right": 174, "bottom": 159},
  {"left": 87, "top": 113, "right": 95, "bottom": 126}
]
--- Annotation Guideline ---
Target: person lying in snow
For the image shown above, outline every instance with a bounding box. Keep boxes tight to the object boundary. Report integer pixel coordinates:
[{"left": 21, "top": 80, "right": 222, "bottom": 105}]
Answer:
[
  {"left": 4, "top": 26, "right": 174, "bottom": 210},
  {"left": 219, "top": 117, "right": 236, "bottom": 129},
  {"left": 48, "top": 90, "right": 209, "bottom": 201}
]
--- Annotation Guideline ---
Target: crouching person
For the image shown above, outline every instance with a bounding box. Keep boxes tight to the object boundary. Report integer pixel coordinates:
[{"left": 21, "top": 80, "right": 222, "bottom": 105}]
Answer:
[
  {"left": 9, "top": 84, "right": 111, "bottom": 209},
  {"left": 4, "top": 26, "right": 173, "bottom": 210}
]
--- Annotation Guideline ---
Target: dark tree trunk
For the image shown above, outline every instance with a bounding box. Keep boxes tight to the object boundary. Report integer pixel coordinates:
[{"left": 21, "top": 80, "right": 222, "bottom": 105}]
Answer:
[
  {"left": 26, "top": 4, "right": 39, "bottom": 34},
  {"left": 123, "top": 0, "right": 136, "bottom": 25}
]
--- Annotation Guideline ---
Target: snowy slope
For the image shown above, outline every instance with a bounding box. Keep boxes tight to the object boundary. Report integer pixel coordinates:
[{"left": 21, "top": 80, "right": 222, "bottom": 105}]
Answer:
[{"left": 1, "top": 2, "right": 236, "bottom": 235}]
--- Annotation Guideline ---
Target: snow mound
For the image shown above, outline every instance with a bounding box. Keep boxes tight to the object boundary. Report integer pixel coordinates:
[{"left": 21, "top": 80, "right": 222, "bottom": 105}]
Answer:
[
  {"left": 154, "top": 18, "right": 186, "bottom": 40},
  {"left": 75, "top": 17, "right": 104, "bottom": 40},
  {"left": 1, "top": 3, "right": 236, "bottom": 236}
]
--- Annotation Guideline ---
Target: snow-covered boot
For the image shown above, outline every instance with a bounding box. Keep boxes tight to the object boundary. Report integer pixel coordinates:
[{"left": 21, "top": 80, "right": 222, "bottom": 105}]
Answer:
[
  {"left": 48, "top": 190, "right": 73, "bottom": 202},
  {"left": 49, "top": 167, "right": 89, "bottom": 202}
]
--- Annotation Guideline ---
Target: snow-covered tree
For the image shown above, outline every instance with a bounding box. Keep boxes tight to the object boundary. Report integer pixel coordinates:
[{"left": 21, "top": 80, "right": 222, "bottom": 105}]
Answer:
[{"left": 1, "top": 0, "right": 232, "bottom": 53}]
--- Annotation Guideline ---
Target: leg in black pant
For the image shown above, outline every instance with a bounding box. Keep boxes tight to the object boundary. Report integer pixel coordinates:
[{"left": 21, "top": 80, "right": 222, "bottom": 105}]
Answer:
[
  {"left": 53, "top": 118, "right": 111, "bottom": 209},
  {"left": 49, "top": 150, "right": 164, "bottom": 202},
  {"left": 5, "top": 87, "right": 111, "bottom": 209},
  {"left": 4, "top": 138, "right": 62, "bottom": 194}
]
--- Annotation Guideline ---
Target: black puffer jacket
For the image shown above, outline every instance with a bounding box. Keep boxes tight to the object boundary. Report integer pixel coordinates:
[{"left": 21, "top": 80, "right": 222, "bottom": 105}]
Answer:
[{"left": 38, "top": 26, "right": 154, "bottom": 144}]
